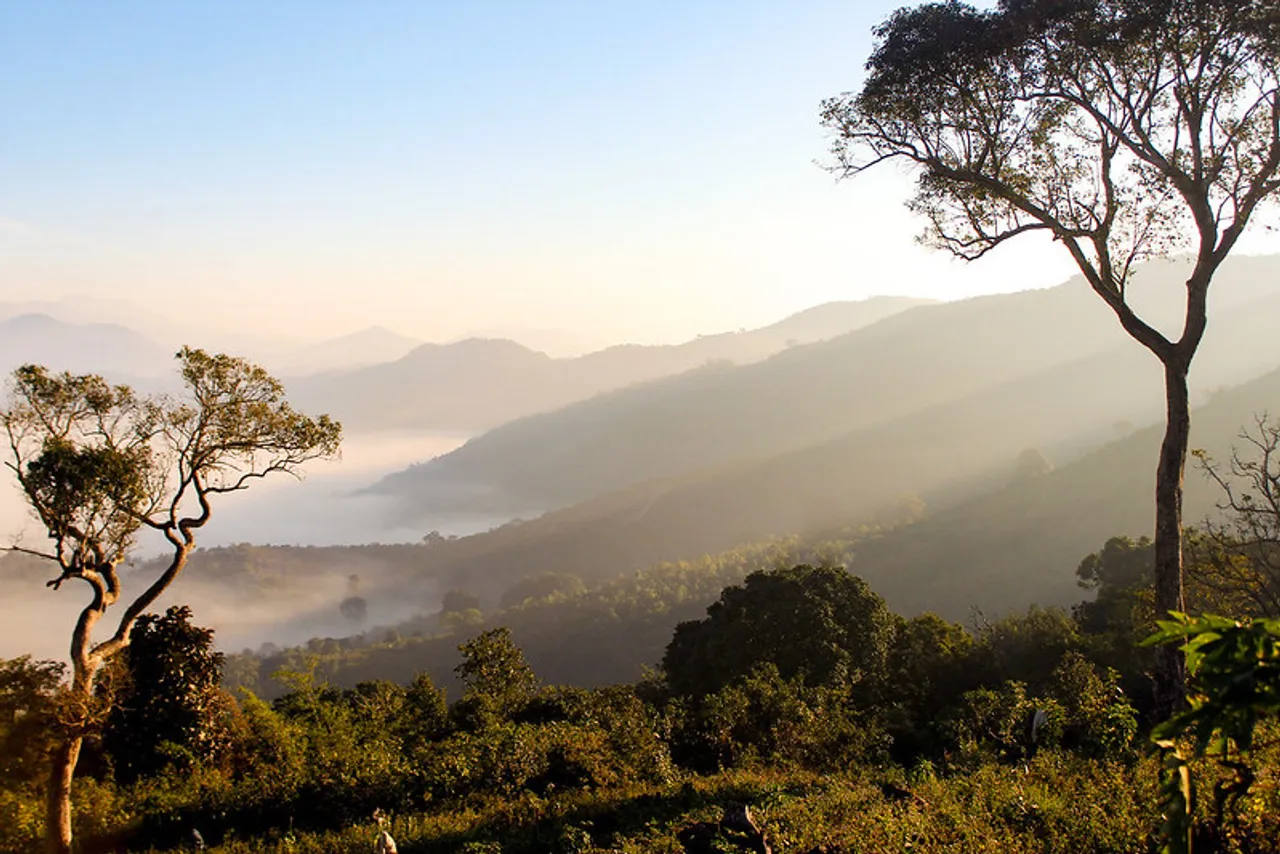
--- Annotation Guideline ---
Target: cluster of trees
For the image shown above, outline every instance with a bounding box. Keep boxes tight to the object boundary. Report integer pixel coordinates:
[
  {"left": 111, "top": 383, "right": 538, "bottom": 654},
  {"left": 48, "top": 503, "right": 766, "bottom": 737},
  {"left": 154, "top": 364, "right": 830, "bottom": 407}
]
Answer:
[{"left": 223, "top": 538, "right": 862, "bottom": 699}]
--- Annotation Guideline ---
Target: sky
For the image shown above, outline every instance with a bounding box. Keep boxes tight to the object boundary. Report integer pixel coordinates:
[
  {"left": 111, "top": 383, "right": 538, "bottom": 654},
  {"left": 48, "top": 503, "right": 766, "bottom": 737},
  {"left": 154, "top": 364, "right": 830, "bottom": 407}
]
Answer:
[{"left": 0, "top": 0, "right": 1199, "bottom": 346}]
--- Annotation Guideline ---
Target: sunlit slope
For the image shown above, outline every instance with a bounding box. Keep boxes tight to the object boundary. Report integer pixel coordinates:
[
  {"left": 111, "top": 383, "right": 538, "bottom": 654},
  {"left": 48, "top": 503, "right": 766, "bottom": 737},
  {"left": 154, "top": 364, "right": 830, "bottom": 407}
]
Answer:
[
  {"left": 226, "top": 368, "right": 1280, "bottom": 697},
  {"left": 374, "top": 257, "right": 1280, "bottom": 520},
  {"left": 290, "top": 296, "right": 929, "bottom": 431},
  {"left": 851, "top": 365, "right": 1280, "bottom": 621},
  {"left": 359, "top": 286, "right": 1279, "bottom": 604}
]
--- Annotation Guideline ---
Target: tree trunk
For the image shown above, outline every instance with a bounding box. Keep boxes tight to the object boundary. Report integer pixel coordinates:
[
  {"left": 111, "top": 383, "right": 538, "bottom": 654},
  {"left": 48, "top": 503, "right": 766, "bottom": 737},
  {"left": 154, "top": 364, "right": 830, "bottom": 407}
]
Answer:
[
  {"left": 1152, "top": 361, "right": 1190, "bottom": 717},
  {"left": 46, "top": 733, "right": 83, "bottom": 854}
]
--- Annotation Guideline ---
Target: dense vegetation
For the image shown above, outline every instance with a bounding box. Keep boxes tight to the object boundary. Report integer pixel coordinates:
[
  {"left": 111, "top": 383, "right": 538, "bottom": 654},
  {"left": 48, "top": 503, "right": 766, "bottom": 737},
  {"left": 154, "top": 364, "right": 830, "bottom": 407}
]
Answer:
[{"left": 4, "top": 517, "right": 1280, "bottom": 852}]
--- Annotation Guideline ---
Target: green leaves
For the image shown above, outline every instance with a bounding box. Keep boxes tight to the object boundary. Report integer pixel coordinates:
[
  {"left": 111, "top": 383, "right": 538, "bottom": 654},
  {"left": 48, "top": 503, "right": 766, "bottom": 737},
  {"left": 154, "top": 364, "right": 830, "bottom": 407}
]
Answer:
[
  {"left": 455, "top": 628, "right": 540, "bottom": 724},
  {"left": 663, "top": 565, "right": 895, "bottom": 700},
  {"left": 168, "top": 347, "right": 342, "bottom": 492},
  {"left": 24, "top": 439, "right": 152, "bottom": 547},
  {"left": 3, "top": 349, "right": 343, "bottom": 569},
  {"left": 1144, "top": 612, "right": 1280, "bottom": 852}
]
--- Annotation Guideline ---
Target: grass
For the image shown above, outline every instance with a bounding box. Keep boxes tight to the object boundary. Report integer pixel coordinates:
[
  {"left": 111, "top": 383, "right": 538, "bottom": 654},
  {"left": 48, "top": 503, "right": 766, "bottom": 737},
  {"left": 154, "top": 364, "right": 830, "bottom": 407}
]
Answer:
[{"left": 160, "top": 751, "right": 1245, "bottom": 854}]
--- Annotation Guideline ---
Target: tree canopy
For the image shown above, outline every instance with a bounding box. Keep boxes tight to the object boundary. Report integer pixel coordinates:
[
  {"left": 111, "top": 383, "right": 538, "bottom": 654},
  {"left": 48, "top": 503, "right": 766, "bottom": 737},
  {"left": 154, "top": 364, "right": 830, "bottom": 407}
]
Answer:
[
  {"left": 663, "top": 565, "right": 895, "bottom": 699},
  {"left": 824, "top": 0, "right": 1280, "bottom": 303}
]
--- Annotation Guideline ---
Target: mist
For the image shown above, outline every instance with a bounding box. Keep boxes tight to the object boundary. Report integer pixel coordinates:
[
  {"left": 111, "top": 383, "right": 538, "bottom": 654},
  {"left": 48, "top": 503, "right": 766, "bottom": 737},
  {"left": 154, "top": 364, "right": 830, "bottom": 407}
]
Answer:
[{"left": 0, "top": 429, "right": 494, "bottom": 663}]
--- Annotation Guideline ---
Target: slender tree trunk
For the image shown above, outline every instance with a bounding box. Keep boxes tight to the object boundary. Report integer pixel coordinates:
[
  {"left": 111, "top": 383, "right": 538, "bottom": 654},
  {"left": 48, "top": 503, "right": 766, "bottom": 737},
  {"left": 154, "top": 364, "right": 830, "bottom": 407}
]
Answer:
[
  {"left": 1153, "top": 360, "right": 1191, "bottom": 716},
  {"left": 46, "top": 732, "right": 83, "bottom": 854}
]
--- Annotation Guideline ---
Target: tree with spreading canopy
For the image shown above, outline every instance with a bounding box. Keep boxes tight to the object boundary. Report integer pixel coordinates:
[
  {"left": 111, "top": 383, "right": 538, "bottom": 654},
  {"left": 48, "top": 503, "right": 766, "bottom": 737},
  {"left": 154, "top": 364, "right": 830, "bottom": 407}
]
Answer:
[
  {"left": 1, "top": 348, "right": 341, "bottom": 854},
  {"left": 663, "top": 565, "right": 895, "bottom": 702},
  {"left": 821, "top": 0, "right": 1280, "bottom": 714}
]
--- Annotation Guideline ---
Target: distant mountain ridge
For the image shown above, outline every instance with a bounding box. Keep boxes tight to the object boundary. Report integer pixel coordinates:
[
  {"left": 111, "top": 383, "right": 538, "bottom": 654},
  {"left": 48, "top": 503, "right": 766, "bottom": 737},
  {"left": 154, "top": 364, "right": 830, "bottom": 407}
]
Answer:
[
  {"left": 274, "top": 326, "right": 424, "bottom": 373},
  {"left": 288, "top": 296, "right": 933, "bottom": 431},
  {"left": 0, "top": 313, "right": 173, "bottom": 380},
  {"left": 373, "top": 257, "right": 1280, "bottom": 521}
]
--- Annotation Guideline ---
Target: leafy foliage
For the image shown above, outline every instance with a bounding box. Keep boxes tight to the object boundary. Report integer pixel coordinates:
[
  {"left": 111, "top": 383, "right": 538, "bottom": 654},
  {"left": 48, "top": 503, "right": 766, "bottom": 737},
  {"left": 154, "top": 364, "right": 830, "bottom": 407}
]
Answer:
[
  {"left": 103, "top": 606, "right": 229, "bottom": 783},
  {"left": 663, "top": 565, "right": 894, "bottom": 699},
  {"left": 0, "top": 656, "right": 66, "bottom": 784},
  {"left": 5, "top": 543, "right": 1280, "bottom": 852},
  {"left": 455, "top": 628, "right": 540, "bottom": 725},
  {"left": 1145, "top": 613, "right": 1280, "bottom": 853}
]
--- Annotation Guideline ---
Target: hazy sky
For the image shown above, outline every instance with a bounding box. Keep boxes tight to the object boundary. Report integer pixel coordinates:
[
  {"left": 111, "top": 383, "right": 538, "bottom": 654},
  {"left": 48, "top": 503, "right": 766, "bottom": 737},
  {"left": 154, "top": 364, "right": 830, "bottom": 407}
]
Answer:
[{"left": 0, "top": 0, "right": 1251, "bottom": 346}]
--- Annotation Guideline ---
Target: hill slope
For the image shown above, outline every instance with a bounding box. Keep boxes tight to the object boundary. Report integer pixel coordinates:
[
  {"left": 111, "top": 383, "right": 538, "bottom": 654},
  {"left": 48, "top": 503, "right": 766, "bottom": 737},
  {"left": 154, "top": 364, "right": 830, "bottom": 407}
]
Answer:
[
  {"left": 361, "top": 293, "right": 1280, "bottom": 607},
  {"left": 375, "top": 257, "right": 1280, "bottom": 519},
  {"left": 288, "top": 296, "right": 930, "bottom": 432},
  {"left": 849, "top": 366, "right": 1280, "bottom": 621}
]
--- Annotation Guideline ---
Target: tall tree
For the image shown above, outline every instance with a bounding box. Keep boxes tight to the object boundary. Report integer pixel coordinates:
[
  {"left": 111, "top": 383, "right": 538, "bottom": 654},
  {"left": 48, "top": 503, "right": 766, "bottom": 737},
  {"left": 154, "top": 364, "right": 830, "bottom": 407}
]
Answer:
[
  {"left": 821, "top": 0, "right": 1280, "bottom": 715},
  {"left": 1, "top": 348, "right": 341, "bottom": 854}
]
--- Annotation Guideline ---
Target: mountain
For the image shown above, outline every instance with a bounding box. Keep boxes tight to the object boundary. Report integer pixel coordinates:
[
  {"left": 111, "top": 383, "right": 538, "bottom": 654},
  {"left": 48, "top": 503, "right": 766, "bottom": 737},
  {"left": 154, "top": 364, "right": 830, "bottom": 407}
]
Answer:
[
  {"left": 452, "top": 326, "right": 609, "bottom": 358},
  {"left": 848, "top": 365, "right": 1280, "bottom": 622},
  {"left": 274, "top": 326, "right": 424, "bottom": 373},
  {"left": 354, "top": 291, "right": 1280, "bottom": 608},
  {"left": 373, "top": 257, "right": 1280, "bottom": 520},
  {"left": 289, "top": 296, "right": 931, "bottom": 432},
  {"left": 0, "top": 313, "right": 173, "bottom": 380}
]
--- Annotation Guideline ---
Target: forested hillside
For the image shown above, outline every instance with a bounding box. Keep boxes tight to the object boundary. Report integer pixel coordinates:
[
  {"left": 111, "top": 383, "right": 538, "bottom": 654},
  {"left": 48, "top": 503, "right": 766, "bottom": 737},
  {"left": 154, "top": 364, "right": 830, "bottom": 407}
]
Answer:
[
  {"left": 22, "top": 555, "right": 1280, "bottom": 853},
  {"left": 334, "top": 301, "right": 1280, "bottom": 612}
]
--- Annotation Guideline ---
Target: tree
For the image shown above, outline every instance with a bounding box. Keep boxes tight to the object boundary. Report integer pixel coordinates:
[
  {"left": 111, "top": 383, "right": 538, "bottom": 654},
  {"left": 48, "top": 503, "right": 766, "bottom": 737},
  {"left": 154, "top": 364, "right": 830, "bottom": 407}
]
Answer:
[
  {"left": 0, "top": 656, "right": 66, "bottom": 787},
  {"left": 102, "top": 605, "right": 227, "bottom": 783},
  {"left": 454, "top": 627, "right": 539, "bottom": 723},
  {"left": 883, "top": 612, "right": 976, "bottom": 758},
  {"left": 822, "top": 0, "right": 1280, "bottom": 715},
  {"left": 1, "top": 349, "right": 340, "bottom": 854},
  {"left": 1194, "top": 415, "right": 1280, "bottom": 617},
  {"left": 662, "top": 565, "right": 896, "bottom": 701}
]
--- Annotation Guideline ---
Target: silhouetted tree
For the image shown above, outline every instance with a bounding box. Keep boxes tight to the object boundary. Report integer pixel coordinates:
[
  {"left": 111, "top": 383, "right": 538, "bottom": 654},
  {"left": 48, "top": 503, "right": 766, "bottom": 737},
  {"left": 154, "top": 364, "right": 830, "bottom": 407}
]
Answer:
[
  {"left": 103, "top": 605, "right": 226, "bottom": 783},
  {"left": 663, "top": 565, "right": 895, "bottom": 701},
  {"left": 1195, "top": 416, "right": 1280, "bottom": 617},
  {"left": 823, "top": 0, "right": 1280, "bottom": 715}
]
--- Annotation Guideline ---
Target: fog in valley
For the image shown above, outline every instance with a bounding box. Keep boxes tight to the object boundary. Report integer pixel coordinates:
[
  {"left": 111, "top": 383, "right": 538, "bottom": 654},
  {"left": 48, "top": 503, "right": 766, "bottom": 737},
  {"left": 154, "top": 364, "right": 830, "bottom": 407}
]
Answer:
[{"left": 0, "top": 429, "right": 491, "bottom": 661}]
